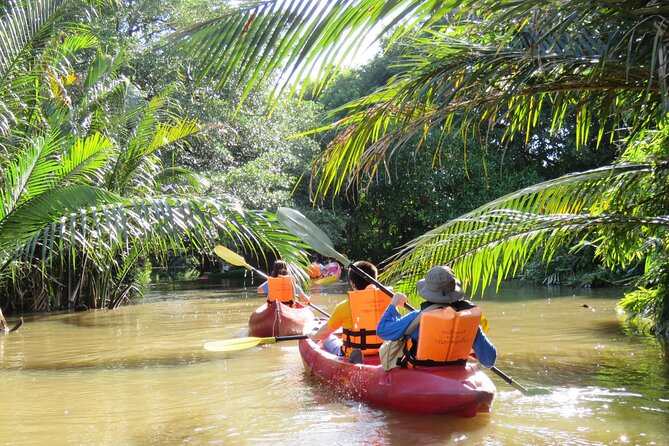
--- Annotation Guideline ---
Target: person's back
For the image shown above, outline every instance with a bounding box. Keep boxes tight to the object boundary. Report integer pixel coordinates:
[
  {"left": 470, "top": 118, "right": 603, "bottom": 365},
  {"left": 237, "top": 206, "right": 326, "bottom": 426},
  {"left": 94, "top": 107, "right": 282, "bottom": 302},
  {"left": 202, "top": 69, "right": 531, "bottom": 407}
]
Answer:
[
  {"left": 377, "top": 265, "right": 497, "bottom": 369},
  {"left": 342, "top": 283, "right": 387, "bottom": 355},
  {"left": 411, "top": 300, "right": 483, "bottom": 366},
  {"left": 309, "top": 261, "right": 381, "bottom": 362},
  {"left": 308, "top": 262, "right": 323, "bottom": 279},
  {"left": 257, "top": 259, "right": 310, "bottom": 307}
]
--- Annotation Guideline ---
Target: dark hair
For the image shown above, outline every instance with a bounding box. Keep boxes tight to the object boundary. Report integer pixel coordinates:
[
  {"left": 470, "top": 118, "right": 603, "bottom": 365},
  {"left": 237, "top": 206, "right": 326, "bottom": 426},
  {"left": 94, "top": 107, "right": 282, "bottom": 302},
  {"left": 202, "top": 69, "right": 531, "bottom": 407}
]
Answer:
[
  {"left": 348, "top": 261, "right": 377, "bottom": 290},
  {"left": 271, "top": 259, "right": 288, "bottom": 277}
]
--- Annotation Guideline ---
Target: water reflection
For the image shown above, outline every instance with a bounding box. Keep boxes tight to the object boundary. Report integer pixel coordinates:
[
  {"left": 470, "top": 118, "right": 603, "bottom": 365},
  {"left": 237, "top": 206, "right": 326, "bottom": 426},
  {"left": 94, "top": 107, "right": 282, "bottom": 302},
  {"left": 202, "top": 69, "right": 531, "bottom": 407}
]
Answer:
[{"left": 0, "top": 283, "right": 667, "bottom": 445}]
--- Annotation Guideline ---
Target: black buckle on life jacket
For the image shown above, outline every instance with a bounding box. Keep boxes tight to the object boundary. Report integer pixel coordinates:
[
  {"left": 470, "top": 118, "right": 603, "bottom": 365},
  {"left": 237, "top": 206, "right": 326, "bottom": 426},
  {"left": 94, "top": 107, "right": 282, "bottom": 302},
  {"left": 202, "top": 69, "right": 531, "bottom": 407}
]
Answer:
[
  {"left": 401, "top": 340, "right": 467, "bottom": 368},
  {"left": 342, "top": 328, "right": 382, "bottom": 350}
]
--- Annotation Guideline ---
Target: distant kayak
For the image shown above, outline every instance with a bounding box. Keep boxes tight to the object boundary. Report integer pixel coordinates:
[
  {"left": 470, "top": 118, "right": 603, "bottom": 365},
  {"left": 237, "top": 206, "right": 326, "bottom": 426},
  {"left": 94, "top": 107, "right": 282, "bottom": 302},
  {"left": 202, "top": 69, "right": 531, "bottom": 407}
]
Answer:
[
  {"left": 248, "top": 301, "right": 316, "bottom": 337},
  {"left": 299, "top": 338, "right": 496, "bottom": 417},
  {"left": 312, "top": 261, "right": 341, "bottom": 285}
]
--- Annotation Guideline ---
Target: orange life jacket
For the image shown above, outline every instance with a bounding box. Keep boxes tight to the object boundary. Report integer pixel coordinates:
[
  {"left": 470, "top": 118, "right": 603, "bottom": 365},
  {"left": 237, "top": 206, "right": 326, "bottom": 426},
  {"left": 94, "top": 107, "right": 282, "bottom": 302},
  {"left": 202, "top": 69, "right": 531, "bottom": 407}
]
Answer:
[
  {"left": 266, "top": 276, "right": 296, "bottom": 304},
  {"left": 342, "top": 286, "right": 387, "bottom": 355},
  {"left": 307, "top": 263, "right": 322, "bottom": 279},
  {"left": 412, "top": 304, "right": 481, "bottom": 366}
]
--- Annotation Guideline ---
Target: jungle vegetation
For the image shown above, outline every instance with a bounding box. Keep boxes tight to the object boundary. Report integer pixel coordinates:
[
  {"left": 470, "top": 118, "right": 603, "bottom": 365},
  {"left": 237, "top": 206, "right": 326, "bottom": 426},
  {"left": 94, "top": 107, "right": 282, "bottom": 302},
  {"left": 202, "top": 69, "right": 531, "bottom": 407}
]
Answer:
[
  {"left": 166, "top": 0, "right": 669, "bottom": 336},
  {"left": 1, "top": 1, "right": 667, "bottom": 337}
]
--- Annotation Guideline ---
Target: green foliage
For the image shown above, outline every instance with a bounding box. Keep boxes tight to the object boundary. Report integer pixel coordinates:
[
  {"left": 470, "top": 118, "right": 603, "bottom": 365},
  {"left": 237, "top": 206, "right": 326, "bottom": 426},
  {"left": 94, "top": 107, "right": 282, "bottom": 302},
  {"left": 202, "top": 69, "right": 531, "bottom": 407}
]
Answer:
[
  {"left": 0, "top": 0, "right": 311, "bottom": 313},
  {"left": 618, "top": 287, "right": 669, "bottom": 337},
  {"left": 343, "top": 135, "right": 545, "bottom": 263},
  {"left": 521, "top": 246, "right": 636, "bottom": 288},
  {"left": 167, "top": 0, "right": 669, "bottom": 335}
]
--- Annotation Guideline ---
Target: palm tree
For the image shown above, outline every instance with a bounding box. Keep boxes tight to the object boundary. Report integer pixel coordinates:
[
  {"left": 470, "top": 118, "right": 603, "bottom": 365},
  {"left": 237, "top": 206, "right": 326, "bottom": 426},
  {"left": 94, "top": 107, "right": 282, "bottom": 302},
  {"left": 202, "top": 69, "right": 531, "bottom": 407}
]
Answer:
[
  {"left": 0, "top": 0, "right": 309, "bottom": 312},
  {"left": 169, "top": 0, "right": 669, "bottom": 335}
]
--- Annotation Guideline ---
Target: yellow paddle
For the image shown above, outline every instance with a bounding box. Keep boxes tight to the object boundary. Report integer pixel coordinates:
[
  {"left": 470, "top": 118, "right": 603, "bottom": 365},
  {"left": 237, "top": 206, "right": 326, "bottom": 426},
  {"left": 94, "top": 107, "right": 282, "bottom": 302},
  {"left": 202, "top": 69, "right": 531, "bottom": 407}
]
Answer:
[
  {"left": 213, "top": 245, "right": 330, "bottom": 317},
  {"left": 204, "top": 335, "right": 308, "bottom": 352}
]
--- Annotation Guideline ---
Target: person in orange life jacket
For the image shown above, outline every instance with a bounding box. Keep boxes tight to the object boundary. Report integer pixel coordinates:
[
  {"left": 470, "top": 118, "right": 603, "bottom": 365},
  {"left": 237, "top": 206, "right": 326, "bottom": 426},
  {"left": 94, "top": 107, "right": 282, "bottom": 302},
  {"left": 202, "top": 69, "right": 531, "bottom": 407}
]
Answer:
[
  {"left": 376, "top": 265, "right": 497, "bottom": 368},
  {"left": 308, "top": 260, "right": 323, "bottom": 280},
  {"left": 257, "top": 260, "right": 310, "bottom": 307},
  {"left": 308, "top": 261, "right": 381, "bottom": 363}
]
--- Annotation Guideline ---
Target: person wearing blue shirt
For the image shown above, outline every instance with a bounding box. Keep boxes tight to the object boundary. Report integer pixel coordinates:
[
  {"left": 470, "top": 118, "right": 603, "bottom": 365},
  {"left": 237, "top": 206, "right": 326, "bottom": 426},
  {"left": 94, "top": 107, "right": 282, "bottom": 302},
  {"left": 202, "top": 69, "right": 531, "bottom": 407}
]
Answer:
[{"left": 376, "top": 265, "right": 497, "bottom": 368}]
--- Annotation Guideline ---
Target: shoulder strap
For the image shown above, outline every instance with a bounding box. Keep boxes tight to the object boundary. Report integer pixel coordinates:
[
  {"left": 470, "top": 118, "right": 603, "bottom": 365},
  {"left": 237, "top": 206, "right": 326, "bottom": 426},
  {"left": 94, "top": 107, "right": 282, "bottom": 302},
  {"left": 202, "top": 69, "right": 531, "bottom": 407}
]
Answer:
[
  {"left": 403, "top": 304, "right": 441, "bottom": 336},
  {"left": 404, "top": 314, "right": 421, "bottom": 336}
]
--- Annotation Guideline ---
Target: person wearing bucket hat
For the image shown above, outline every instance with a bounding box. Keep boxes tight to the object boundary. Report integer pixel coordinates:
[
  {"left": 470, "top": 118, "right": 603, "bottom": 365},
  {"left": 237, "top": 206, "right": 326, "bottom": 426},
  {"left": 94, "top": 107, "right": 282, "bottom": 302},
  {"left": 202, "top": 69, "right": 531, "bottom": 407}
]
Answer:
[
  {"left": 416, "top": 265, "right": 465, "bottom": 303},
  {"left": 377, "top": 265, "right": 497, "bottom": 368}
]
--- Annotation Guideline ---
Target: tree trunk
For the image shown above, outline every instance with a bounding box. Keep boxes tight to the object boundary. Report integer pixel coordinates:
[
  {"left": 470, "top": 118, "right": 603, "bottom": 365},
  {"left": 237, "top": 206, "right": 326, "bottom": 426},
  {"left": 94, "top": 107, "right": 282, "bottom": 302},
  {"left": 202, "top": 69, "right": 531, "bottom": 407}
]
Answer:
[
  {"left": 1, "top": 307, "right": 23, "bottom": 333},
  {"left": 0, "top": 307, "right": 7, "bottom": 332}
]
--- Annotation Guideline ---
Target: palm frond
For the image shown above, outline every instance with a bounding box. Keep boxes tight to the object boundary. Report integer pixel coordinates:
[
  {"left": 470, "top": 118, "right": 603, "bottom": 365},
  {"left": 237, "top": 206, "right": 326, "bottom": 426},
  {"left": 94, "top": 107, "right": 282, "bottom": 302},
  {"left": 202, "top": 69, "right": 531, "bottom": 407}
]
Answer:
[
  {"left": 56, "top": 133, "right": 116, "bottom": 185},
  {"left": 155, "top": 167, "right": 212, "bottom": 193},
  {"left": 0, "top": 132, "right": 64, "bottom": 218},
  {"left": 165, "top": 0, "right": 451, "bottom": 105},
  {"left": 3, "top": 195, "right": 309, "bottom": 277},
  {"left": 309, "top": 2, "right": 669, "bottom": 199},
  {"left": 381, "top": 162, "right": 667, "bottom": 296},
  {"left": 0, "top": 185, "right": 120, "bottom": 255},
  {"left": 0, "top": 0, "right": 100, "bottom": 135}
]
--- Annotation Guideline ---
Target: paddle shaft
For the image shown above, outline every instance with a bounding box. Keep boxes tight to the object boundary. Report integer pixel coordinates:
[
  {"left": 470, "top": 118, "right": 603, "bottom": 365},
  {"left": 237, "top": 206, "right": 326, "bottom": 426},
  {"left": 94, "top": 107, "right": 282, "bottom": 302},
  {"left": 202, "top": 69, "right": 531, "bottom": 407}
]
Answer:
[
  {"left": 347, "top": 262, "right": 416, "bottom": 311},
  {"left": 489, "top": 366, "right": 530, "bottom": 393},
  {"left": 273, "top": 335, "right": 308, "bottom": 342}
]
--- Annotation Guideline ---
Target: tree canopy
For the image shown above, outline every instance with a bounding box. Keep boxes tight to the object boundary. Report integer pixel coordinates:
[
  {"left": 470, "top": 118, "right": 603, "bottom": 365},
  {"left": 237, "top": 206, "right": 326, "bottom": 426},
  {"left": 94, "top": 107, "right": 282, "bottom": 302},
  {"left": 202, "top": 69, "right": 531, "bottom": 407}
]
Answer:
[{"left": 169, "top": 0, "right": 669, "bottom": 335}]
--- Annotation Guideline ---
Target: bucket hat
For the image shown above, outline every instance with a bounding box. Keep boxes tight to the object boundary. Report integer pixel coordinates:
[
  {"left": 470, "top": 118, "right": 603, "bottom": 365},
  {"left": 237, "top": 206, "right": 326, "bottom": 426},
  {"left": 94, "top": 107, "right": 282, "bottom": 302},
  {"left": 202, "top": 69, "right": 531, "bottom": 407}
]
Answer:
[{"left": 416, "top": 265, "right": 464, "bottom": 303}]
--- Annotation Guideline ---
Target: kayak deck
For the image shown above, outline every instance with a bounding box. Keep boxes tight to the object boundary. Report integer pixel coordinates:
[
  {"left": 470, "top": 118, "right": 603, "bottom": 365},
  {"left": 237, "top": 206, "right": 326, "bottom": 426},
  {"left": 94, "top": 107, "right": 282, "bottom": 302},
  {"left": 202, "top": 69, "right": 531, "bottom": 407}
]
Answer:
[{"left": 299, "top": 338, "right": 495, "bottom": 417}]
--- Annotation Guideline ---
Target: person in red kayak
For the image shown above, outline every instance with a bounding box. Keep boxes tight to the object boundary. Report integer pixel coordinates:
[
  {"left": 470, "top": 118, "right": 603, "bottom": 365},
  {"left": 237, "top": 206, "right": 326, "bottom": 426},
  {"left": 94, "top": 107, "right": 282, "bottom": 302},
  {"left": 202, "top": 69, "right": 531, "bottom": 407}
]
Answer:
[
  {"left": 257, "top": 259, "right": 310, "bottom": 307},
  {"left": 308, "top": 261, "right": 386, "bottom": 364},
  {"left": 377, "top": 265, "right": 497, "bottom": 369}
]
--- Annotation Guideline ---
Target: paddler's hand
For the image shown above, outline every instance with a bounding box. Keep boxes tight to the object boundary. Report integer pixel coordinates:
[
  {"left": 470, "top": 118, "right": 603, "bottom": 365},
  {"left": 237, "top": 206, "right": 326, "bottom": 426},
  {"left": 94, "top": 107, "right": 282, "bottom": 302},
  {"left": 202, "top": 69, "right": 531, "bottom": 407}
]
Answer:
[
  {"left": 390, "top": 292, "right": 407, "bottom": 308},
  {"left": 307, "top": 326, "right": 320, "bottom": 340},
  {"left": 299, "top": 293, "right": 310, "bottom": 304}
]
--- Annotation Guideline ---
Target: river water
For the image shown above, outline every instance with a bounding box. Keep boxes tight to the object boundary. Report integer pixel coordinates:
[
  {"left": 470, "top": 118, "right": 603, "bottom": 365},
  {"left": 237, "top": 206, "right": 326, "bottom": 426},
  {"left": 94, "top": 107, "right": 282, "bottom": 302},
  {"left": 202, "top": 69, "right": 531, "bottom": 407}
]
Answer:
[{"left": 0, "top": 279, "right": 667, "bottom": 445}]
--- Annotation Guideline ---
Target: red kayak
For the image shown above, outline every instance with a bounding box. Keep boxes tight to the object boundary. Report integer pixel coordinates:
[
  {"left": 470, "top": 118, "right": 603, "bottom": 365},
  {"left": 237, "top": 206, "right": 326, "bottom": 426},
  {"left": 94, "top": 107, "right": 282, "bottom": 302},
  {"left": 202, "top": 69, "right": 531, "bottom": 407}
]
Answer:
[
  {"left": 248, "top": 301, "right": 316, "bottom": 337},
  {"left": 299, "top": 338, "right": 496, "bottom": 417}
]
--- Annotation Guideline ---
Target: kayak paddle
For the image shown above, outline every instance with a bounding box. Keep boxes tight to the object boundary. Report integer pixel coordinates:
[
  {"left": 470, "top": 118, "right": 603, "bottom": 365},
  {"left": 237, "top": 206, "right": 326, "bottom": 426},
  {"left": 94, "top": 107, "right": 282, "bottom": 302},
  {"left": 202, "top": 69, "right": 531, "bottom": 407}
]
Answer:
[
  {"left": 488, "top": 367, "right": 551, "bottom": 395},
  {"left": 213, "top": 245, "right": 330, "bottom": 318},
  {"left": 276, "top": 207, "right": 550, "bottom": 397},
  {"left": 204, "top": 335, "right": 307, "bottom": 352}
]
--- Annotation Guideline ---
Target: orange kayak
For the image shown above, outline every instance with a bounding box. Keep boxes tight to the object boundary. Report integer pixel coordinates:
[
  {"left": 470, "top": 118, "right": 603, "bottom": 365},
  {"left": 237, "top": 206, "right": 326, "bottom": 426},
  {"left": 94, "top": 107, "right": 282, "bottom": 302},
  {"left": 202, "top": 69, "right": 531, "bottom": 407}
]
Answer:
[
  {"left": 248, "top": 301, "right": 316, "bottom": 337},
  {"left": 299, "top": 338, "right": 496, "bottom": 417}
]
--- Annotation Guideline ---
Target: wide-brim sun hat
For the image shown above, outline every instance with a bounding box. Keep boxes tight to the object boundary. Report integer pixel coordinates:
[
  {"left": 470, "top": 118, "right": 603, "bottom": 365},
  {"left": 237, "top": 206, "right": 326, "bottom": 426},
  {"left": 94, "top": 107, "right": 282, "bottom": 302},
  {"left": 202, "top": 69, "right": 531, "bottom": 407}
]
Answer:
[{"left": 416, "top": 265, "right": 464, "bottom": 303}]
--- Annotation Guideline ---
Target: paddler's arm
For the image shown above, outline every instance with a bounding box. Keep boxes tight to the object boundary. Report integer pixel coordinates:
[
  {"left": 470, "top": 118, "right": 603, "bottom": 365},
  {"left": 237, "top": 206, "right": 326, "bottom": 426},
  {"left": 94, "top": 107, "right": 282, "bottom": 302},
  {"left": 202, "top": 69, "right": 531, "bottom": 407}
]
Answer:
[
  {"left": 376, "top": 293, "right": 419, "bottom": 341},
  {"left": 309, "top": 320, "right": 335, "bottom": 341},
  {"left": 472, "top": 328, "right": 497, "bottom": 368},
  {"left": 257, "top": 281, "right": 268, "bottom": 294},
  {"left": 309, "top": 300, "right": 345, "bottom": 341},
  {"left": 295, "top": 283, "right": 310, "bottom": 304}
]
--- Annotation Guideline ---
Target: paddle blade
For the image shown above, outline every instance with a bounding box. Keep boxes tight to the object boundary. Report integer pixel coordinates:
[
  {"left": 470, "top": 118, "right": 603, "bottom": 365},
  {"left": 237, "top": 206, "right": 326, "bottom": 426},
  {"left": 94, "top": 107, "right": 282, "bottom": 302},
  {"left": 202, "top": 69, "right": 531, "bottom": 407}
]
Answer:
[
  {"left": 525, "top": 387, "right": 552, "bottom": 396},
  {"left": 276, "top": 207, "right": 349, "bottom": 265},
  {"left": 214, "top": 245, "right": 250, "bottom": 268},
  {"left": 204, "top": 336, "right": 276, "bottom": 352}
]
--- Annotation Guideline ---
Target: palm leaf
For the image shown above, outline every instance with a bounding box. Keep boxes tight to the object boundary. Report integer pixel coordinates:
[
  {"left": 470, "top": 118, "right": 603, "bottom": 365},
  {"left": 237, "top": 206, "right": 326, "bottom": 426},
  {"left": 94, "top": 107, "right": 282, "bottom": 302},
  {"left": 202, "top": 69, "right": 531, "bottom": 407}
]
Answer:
[
  {"left": 309, "top": 5, "right": 667, "bottom": 199},
  {"left": 381, "top": 162, "right": 667, "bottom": 296},
  {"left": 2, "top": 194, "right": 310, "bottom": 278},
  {"left": 0, "top": 0, "right": 102, "bottom": 135},
  {"left": 165, "top": 0, "right": 451, "bottom": 105}
]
